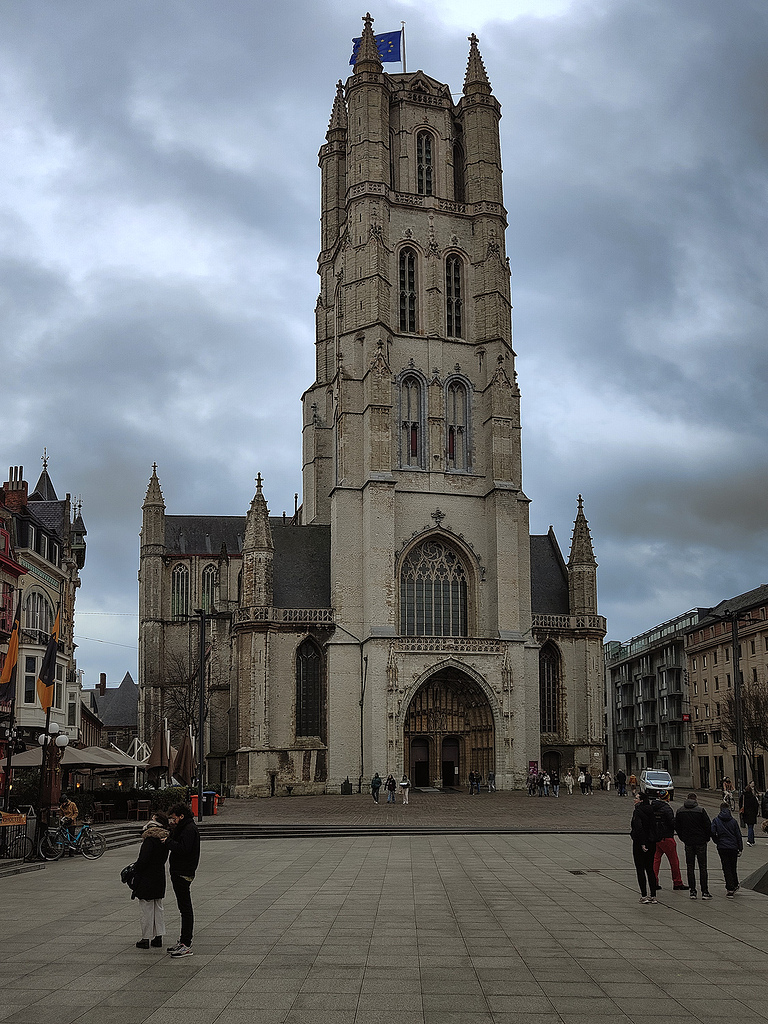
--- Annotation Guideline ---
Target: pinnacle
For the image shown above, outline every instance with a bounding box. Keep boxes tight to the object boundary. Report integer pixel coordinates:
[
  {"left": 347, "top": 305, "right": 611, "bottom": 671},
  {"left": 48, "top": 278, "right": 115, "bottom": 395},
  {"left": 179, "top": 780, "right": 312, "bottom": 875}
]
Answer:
[
  {"left": 354, "top": 12, "right": 383, "bottom": 74},
  {"left": 143, "top": 463, "right": 165, "bottom": 508},
  {"left": 568, "top": 495, "right": 596, "bottom": 566},
  {"left": 244, "top": 475, "right": 273, "bottom": 552},
  {"left": 463, "top": 32, "right": 492, "bottom": 95},
  {"left": 326, "top": 80, "right": 347, "bottom": 137}
]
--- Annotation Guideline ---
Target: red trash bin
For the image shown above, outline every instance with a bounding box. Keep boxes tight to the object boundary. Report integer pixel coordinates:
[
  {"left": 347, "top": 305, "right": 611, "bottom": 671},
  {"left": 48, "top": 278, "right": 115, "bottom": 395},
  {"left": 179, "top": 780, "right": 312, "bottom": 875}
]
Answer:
[{"left": 190, "top": 794, "right": 199, "bottom": 815}]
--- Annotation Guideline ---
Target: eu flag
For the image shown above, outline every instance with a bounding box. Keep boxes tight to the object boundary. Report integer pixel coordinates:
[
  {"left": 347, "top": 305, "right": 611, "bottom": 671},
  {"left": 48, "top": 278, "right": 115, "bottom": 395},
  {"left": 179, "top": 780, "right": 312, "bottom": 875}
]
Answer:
[{"left": 350, "top": 30, "right": 401, "bottom": 65}]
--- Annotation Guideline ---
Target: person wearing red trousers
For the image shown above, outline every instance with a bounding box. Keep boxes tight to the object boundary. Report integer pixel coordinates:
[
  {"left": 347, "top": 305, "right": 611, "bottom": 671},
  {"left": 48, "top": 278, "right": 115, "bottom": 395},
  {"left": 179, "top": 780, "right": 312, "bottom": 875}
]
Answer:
[{"left": 652, "top": 797, "right": 688, "bottom": 890}]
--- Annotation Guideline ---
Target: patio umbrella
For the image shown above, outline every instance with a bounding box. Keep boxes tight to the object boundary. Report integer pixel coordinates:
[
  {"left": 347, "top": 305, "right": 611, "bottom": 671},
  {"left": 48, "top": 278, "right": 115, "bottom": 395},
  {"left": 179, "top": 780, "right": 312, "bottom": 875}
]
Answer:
[
  {"left": 172, "top": 730, "right": 196, "bottom": 787},
  {"left": 147, "top": 730, "right": 175, "bottom": 782}
]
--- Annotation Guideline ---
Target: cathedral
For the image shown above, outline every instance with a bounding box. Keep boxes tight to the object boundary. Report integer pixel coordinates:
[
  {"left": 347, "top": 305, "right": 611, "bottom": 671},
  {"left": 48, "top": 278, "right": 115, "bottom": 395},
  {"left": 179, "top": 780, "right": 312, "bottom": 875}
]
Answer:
[{"left": 138, "top": 18, "right": 606, "bottom": 796}]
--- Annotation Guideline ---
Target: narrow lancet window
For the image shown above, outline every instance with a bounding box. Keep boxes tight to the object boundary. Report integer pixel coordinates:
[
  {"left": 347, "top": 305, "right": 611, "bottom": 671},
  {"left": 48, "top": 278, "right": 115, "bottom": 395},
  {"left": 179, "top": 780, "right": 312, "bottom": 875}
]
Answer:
[
  {"left": 399, "top": 247, "right": 417, "bottom": 333},
  {"left": 417, "top": 131, "right": 433, "bottom": 196},
  {"left": 446, "top": 256, "right": 463, "bottom": 338},
  {"left": 446, "top": 380, "right": 469, "bottom": 471}
]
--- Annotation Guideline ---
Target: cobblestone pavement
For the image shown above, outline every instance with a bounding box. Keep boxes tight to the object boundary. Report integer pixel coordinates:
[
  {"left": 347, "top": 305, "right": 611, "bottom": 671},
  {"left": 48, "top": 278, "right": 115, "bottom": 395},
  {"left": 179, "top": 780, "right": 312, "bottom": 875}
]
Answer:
[
  {"left": 210, "top": 786, "right": 730, "bottom": 833},
  {"left": 2, "top": 790, "right": 767, "bottom": 1024}
]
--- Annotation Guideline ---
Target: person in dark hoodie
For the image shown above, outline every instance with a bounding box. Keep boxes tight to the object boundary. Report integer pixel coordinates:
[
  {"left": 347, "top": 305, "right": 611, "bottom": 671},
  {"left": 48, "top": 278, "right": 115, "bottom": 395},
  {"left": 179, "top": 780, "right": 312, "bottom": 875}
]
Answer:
[
  {"left": 631, "top": 793, "right": 658, "bottom": 903},
  {"left": 740, "top": 781, "right": 759, "bottom": 847},
  {"left": 132, "top": 811, "right": 170, "bottom": 949},
  {"left": 711, "top": 801, "right": 743, "bottom": 898},
  {"left": 674, "top": 793, "right": 712, "bottom": 900},
  {"left": 165, "top": 803, "right": 200, "bottom": 957}
]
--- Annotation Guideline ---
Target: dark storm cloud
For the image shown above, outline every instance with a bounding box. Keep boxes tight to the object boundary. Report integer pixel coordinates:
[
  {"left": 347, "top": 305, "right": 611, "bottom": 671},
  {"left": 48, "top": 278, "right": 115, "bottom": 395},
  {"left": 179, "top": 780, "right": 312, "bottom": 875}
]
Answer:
[{"left": 2, "top": 0, "right": 766, "bottom": 682}]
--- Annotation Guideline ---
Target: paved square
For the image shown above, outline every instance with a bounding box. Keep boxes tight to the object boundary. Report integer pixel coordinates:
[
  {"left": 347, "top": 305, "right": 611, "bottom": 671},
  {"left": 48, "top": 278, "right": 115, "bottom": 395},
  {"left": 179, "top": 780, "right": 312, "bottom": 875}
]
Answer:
[{"left": 2, "top": 804, "right": 768, "bottom": 1023}]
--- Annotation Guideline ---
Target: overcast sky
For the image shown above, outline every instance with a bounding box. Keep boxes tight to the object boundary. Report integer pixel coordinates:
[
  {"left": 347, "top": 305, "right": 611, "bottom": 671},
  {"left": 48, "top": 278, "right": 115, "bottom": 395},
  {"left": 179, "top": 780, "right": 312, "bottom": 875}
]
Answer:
[{"left": 3, "top": 0, "right": 767, "bottom": 688}]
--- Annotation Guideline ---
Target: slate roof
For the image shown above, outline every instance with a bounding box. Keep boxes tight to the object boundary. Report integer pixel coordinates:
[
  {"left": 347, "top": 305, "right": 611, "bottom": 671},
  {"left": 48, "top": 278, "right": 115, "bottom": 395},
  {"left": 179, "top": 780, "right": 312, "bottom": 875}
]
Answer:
[
  {"left": 27, "top": 501, "right": 66, "bottom": 538},
  {"left": 530, "top": 530, "right": 570, "bottom": 615},
  {"left": 86, "top": 672, "right": 138, "bottom": 727},
  {"left": 691, "top": 583, "right": 768, "bottom": 630},
  {"left": 164, "top": 516, "right": 332, "bottom": 608}
]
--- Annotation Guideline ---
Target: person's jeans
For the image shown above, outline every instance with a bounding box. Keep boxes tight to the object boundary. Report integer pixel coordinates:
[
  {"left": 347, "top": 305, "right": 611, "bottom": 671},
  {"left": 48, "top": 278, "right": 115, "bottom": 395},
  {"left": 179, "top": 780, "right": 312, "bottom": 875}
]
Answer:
[
  {"left": 632, "top": 841, "right": 657, "bottom": 897},
  {"left": 171, "top": 874, "right": 194, "bottom": 947},
  {"left": 747, "top": 823, "right": 755, "bottom": 843},
  {"left": 718, "top": 849, "right": 739, "bottom": 892},
  {"left": 552, "top": 784, "right": 559, "bottom": 797},
  {"left": 684, "top": 842, "right": 709, "bottom": 895}
]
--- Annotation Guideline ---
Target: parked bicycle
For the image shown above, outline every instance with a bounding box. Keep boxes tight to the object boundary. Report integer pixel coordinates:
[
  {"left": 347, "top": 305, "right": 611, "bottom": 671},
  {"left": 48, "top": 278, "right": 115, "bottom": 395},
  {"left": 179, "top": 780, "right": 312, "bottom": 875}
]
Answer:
[
  {"left": 0, "top": 815, "right": 34, "bottom": 862},
  {"left": 38, "top": 818, "right": 106, "bottom": 861}
]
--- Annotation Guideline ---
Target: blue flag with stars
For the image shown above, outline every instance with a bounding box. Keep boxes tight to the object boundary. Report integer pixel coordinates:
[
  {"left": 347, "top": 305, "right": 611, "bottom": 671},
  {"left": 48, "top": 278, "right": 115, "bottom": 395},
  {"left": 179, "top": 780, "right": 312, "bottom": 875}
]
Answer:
[{"left": 350, "top": 30, "right": 401, "bottom": 65}]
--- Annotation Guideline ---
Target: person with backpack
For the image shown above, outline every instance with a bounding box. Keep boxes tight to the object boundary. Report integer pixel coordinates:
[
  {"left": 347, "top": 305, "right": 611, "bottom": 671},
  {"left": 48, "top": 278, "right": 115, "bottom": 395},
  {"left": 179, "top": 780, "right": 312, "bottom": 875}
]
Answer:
[
  {"left": 711, "top": 802, "right": 743, "bottom": 898},
  {"left": 674, "top": 793, "right": 712, "bottom": 900}
]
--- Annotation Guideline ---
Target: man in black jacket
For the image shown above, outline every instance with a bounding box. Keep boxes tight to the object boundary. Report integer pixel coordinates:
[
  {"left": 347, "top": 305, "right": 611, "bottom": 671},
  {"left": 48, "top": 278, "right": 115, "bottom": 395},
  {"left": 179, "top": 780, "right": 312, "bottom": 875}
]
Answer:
[
  {"left": 674, "top": 793, "right": 712, "bottom": 900},
  {"left": 165, "top": 803, "right": 200, "bottom": 957}
]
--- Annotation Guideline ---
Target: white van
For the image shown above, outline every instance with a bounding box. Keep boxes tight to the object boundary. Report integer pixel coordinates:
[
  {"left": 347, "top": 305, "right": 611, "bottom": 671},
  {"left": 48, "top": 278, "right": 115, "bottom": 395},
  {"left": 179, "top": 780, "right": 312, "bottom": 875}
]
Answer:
[{"left": 639, "top": 768, "right": 674, "bottom": 802}]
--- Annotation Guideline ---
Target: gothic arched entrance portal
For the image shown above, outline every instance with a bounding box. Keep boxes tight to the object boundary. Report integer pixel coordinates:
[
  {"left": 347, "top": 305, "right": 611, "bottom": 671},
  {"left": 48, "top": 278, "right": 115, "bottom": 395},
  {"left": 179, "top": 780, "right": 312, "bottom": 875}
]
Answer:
[{"left": 404, "top": 667, "right": 494, "bottom": 789}]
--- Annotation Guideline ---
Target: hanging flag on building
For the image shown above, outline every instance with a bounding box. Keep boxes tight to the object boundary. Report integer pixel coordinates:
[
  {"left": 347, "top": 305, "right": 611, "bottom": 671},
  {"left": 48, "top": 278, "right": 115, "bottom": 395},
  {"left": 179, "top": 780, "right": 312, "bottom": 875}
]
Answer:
[
  {"left": 0, "top": 594, "right": 21, "bottom": 705},
  {"left": 36, "top": 606, "right": 60, "bottom": 713},
  {"left": 350, "top": 29, "right": 402, "bottom": 65}
]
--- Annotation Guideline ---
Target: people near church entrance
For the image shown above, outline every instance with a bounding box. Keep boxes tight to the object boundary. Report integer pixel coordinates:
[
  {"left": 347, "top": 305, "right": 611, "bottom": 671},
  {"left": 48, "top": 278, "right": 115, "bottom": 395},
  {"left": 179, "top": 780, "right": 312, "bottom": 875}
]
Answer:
[
  {"left": 488, "top": 771, "right": 496, "bottom": 793},
  {"left": 615, "top": 769, "right": 627, "bottom": 797},
  {"left": 400, "top": 775, "right": 411, "bottom": 805},
  {"left": 543, "top": 772, "right": 551, "bottom": 797},
  {"left": 577, "top": 771, "right": 586, "bottom": 795},
  {"left": 651, "top": 798, "right": 687, "bottom": 891},
  {"left": 584, "top": 771, "right": 593, "bottom": 795},
  {"left": 711, "top": 802, "right": 743, "bottom": 899},
  {"left": 527, "top": 769, "right": 538, "bottom": 796},
  {"left": 604, "top": 770, "right": 612, "bottom": 792},
  {"left": 164, "top": 803, "right": 200, "bottom": 957},
  {"left": 722, "top": 777, "right": 735, "bottom": 810},
  {"left": 628, "top": 773, "right": 638, "bottom": 797},
  {"left": 536, "top": 772, "right": 545, "bottom": 798},
  {"left": 385, "top": 774, "right": 397, "bottom": 803},
  {"left": 550, "top": 769, "right": 560, "bottom": 798},
  {"left": 58, "top": 793, "right": 78, "bottom": 827},
  {"left": 598, "top": 771, "right": 606, "bottom": 791},
  {"left": 740, "top": 782, "right": 759, "bottom": 846},
  {"left": 371, "top": 773, "right": 382, "bottom": 803},
  {"left": 132, "top": 811, "right": 170, "bottom": 949},
  {"left": 675, "top": 793, "right": 712, "bottom": 900},
  {"left": 564, "top": 770, "right": 574, "bottom": 796},
  {"left": 631, "top": 792, "right": 658, "bottom": 904}
]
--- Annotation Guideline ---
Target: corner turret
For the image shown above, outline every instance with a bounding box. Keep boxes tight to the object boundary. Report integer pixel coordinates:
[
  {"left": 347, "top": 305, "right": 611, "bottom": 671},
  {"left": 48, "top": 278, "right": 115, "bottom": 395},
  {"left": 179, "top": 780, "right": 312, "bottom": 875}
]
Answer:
[
  {"left": 567, "top": 495, "right": 598, "bottom": 616},
  {"left": 242, "top": 474, "right": 273, "bottom": 607}
]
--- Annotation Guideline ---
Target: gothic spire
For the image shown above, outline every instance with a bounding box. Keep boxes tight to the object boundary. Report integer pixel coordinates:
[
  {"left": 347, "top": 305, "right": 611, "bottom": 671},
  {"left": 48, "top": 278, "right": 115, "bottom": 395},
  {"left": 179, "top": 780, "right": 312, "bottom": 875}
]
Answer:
[
  {"left": 143, "top": 462, "right": 165, "bottom": 509},
  {"left": 243, "top": 473, "right": 273, "bottom": 552},
  {"left": 568, "top": 495, "right": 596, "bottom": 567},
  {"left": 463, "top": 33, "right": 492, "bottom": 96},
  {"left": 326, "top": 80, "right": 348, "bottom": 139},
  {"left": 354, "top": 12, "right": 383, "bottom": 74}
]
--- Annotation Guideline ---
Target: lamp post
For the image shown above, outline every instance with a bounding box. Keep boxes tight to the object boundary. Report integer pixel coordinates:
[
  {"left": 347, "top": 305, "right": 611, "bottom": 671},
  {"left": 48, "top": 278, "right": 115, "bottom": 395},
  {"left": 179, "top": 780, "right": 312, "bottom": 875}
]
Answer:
[{"left": 35, "top": 718, "right": 69, "bottom": 848}]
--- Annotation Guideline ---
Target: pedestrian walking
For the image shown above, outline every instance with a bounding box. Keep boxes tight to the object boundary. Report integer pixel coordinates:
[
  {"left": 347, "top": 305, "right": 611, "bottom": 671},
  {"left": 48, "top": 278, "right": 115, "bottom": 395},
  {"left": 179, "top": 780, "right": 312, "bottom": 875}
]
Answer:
[
  {"left": 711, "top": 802, "right": 743, "bottom": 898},
  {"left": 132, "top": 811, "right": 170, "bottom": 949},
  {"left": 604, "top": 771, "right": 612, "bottom": 792},
  {"left": 628, "top": 773, "right": 638, "bottom": 797},
  {"left": 537, "top": 772, "right": 545, "bottom": 798},
  {"left": 468, "top": 770, "right": 476, "bottom": 795},
  {"left": 616, "top": 769, "right": 627, "bottom": 797},
  {"left": 165, "top": 803, "right": 200, "bottom": 957},
  {"left": 385, "top": 774, "right": 397, "bottom": 803},
  {"left": 722, "top": 777, "right": 735, "bottom": 810},
  {"left": 543, "top": 772, "right": 551, "bottom": 797},
  {"left": 631, "top": 793, "right": 658, "bottom": 903},
  {"left": 551, "top": 769, "right": 560, "bottom": 797},
  {"left": 740, "top": 782, "right": 759, "bottom": 846},
  {"left": 400, "top": 774, "right": 411, "bottom": 804},
  {"left": 674, "top": 793, "right": 712, "bottom": 900},
  {"left": 651, "top": 798, "right": 687, "bottom": 891},
  {"left": 488, "top": 771, "right": 496, "bottom": 793},
  {"left": 564, "top": 770, "right": 574, "bottom": 795},
  {"left": 578, "top": 771, "right": 586, "bottom": 795},
  {"left": 584, "top": 771, "right": 593, "bottom": 795},
  {"left": 371, "top": 772, "right": 382, "bottom": 803},
  {"left": 599, "top": 771, "right": 606, "bottom": 791},
  {"left": 527, "top": 768, "right": 537, "bottom": 796}
]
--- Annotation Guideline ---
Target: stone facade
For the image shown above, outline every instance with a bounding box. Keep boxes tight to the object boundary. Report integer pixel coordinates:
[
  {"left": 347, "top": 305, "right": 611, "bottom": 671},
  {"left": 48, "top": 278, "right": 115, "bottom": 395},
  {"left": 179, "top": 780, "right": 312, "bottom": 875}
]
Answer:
[{"left": 138, "top": 20, "right": 606, "bottom": 795}]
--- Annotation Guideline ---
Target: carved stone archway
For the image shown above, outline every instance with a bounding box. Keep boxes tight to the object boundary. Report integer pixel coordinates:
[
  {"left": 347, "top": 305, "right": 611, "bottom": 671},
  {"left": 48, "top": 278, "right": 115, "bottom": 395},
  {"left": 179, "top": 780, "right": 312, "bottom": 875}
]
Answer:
[{"left": 403, "top": 666, "right": 494, "bottom": 789}]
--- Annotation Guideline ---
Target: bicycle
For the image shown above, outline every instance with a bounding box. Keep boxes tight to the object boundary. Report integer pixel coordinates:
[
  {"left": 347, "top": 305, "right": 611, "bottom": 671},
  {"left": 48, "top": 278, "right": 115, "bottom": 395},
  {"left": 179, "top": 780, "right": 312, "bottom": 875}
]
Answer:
[
  {"left": 38, "top": 819, "right": 107, "bottom": 861},
  {"left": 0, "top": 822, "right": 34, "bottom": 862}
]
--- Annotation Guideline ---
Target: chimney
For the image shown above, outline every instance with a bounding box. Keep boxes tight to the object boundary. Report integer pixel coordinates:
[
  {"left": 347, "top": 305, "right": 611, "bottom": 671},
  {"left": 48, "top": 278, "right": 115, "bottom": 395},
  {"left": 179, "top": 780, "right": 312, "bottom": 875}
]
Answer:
[
  {"left": 3, "top": 467, "right": 28, "bottom": 511},
  {"left": 99, "top": 673, "right": 107, "bottom": 696}
]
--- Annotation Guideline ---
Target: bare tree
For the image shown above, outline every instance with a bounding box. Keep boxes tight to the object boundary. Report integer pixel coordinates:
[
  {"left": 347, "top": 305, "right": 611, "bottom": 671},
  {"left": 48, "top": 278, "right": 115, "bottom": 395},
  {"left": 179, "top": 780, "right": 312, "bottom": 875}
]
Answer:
[
  {"left": 721, "top": 676, "right": 768, "bottom": 784},
  {"left": 163, "top": 649, "right": 210, "bottom": 739}
]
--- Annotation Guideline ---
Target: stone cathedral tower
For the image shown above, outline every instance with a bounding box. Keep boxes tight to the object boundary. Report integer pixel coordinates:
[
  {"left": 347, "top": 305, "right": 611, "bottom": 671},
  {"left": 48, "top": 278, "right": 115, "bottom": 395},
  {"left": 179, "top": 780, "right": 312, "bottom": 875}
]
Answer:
[{"left": 138, "top": 18, "right": 606, "bottom": 794}]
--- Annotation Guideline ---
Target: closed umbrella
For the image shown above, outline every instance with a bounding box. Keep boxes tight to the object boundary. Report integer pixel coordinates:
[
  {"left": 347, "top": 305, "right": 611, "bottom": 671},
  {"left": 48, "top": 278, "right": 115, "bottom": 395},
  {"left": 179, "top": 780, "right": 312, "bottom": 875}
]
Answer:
[{"left": 173, "top": 730, "right": 196, "bottom": 788}]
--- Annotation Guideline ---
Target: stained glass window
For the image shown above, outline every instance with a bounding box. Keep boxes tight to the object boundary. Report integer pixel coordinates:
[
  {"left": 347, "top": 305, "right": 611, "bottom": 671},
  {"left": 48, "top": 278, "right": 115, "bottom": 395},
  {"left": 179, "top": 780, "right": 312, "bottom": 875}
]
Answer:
[{"left": 400, "top": 539, "right": 468, "bottom": 637}]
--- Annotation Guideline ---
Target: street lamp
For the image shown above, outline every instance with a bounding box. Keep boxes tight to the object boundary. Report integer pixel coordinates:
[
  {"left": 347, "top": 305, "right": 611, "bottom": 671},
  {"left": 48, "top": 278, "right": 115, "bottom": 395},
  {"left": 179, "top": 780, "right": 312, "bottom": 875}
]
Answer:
[{"left": 35, "top": 720, "right": 69, "bottom": 849}]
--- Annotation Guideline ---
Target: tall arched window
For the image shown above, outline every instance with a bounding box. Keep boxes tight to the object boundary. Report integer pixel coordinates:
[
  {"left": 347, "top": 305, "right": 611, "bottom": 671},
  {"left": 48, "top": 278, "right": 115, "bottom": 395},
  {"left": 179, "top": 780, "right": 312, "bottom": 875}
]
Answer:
[
  {"left": 296, "top": 638, "right": 323, "bottom": 737},
  {"left": 453, "top": 141, "right": 465, "bottom": 203},
  {"left": 400, "top": 374, "right": 424, "bottom": 468},
  {"left": 24, "top": 591, "right": 54, "bottom": 635},
  {"left": 446, "top": 255, "right": 463, "bottom": 338},
  {"left": 399, "top": 247, "right": 418, "bottom": 333},
  {"left": 540, "top": 642, "right": 563, "bottom": 735},
  {"left": 171, "top": 564, "right": 189, "bottom": 621},
  {"left": 446, "top": 379, "right": 469, "bottom": 471},
  {"left": 201, "top": 564, "right": 217, "bottom": 612},
  {"left": 416, "top": 131, "right": 434, "bottom": 196},
  {"left": 400, "top": 538, "right": 468, "bottom": 637}
]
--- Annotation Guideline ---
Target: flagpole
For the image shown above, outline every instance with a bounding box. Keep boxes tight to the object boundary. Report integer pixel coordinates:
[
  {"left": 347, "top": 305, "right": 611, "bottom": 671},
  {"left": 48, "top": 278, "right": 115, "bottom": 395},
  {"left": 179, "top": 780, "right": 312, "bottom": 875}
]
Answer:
[
  {"left": 1, "top": 591, "right": 22, "bottom": 811},
  {"left": 3, "top": 699, "right": 15, "bottom": 812},
  {"left": 401, "top": 22, "right": 407, "bottom": 73}
]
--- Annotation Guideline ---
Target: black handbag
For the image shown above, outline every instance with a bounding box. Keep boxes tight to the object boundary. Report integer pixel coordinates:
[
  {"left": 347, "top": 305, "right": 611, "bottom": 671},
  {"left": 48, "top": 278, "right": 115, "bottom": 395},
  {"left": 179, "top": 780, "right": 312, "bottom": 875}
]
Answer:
[{"left": 120, "top": 862, "right": 136, "bottom": 886}]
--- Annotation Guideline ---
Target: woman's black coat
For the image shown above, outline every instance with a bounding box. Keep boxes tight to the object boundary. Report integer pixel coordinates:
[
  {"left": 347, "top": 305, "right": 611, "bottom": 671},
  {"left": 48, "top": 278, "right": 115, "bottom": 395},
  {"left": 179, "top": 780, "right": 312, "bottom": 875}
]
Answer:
[{"left": 131, "top": 825, "right": 170, "bottom": 901}]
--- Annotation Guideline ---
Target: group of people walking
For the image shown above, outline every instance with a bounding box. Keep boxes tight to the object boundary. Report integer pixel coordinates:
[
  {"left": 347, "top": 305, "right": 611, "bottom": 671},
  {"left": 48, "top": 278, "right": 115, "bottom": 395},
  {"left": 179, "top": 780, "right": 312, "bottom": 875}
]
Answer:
[
  {"left": 631, "top": 783, "right": 764, "bottom": 904},
  {"left": 371, "top": 772, "right": 411, "bottom": 803},
  {"left": 128, "top": 802, "right": 200, "bottom": 957}
]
